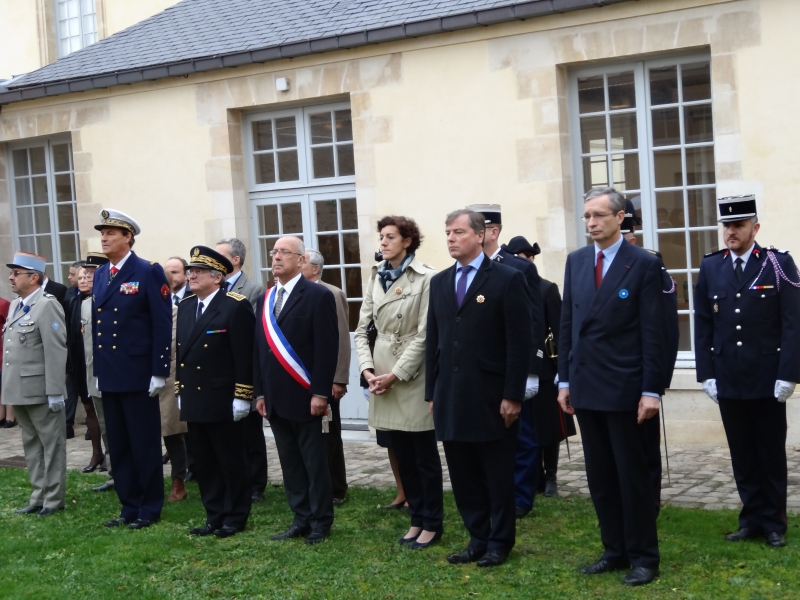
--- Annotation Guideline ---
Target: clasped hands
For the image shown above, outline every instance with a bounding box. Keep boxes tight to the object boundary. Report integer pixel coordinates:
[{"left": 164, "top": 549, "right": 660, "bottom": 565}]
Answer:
[
  {"left": 557, "top": 387, "right": 659, "bottom": 424},
  {"left": 362, "top": 370, "right": 397, "bottom": 396}
]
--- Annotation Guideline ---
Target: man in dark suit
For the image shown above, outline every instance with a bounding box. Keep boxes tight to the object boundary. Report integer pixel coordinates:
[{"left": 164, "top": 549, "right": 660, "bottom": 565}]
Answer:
[
  {"left": 694, "top": 195, "right": 800, "bottom": 548},
  {"left": 558, "top": 187, "right": 666, "bottom": 587},
  {"left": 426, "top": 209, "right": 533, "bottom": 568},
  {"left": 92, "top": 209, "right": 172, "bottom": 530},
  {"left": 176, "top": 246, "right": 255, "bottom": 538},
  {"left": 254, "top": 236, "right": 339, "bottom": 545}
]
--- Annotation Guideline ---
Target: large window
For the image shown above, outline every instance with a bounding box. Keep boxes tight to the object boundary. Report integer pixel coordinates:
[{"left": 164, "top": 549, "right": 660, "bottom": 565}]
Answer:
[
  {"left": 569, "top": 55, "right": 717, "bottom": 362},
  {"left": 57, "top": 0, "right": 98, "bottom": 57},
  {"left": 9, "top": 139, "right": 81, "bottom": 282}
]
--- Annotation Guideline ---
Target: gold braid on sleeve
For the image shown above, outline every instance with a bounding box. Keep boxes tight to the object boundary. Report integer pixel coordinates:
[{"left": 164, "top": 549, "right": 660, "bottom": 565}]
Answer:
[{"left": 235, "top": 383, "right": 254, "bottom": 400}]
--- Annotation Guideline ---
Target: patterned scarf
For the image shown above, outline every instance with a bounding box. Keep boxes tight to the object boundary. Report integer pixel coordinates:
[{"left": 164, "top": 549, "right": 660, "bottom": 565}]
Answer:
[{"left": 377, "top": 253, "right": 414, "bottom": 292}]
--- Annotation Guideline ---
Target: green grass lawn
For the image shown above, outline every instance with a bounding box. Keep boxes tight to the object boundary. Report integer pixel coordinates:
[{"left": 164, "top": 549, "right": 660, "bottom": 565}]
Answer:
[{"left": 1, "top": 468, "right": 798, "bottom": 599}]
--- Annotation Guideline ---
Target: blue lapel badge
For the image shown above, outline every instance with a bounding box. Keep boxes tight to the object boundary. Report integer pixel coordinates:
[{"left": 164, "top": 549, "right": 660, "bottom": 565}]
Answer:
[{"left": 618, "top": 289, "right": 629, "bottom": 299}]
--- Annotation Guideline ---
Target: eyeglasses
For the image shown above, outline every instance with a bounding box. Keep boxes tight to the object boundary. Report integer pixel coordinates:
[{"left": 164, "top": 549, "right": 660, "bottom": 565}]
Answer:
[
  {"left": 9, "top": 270, "right": 34, "bottom": 278},
  {"left": 187, "top": 268, "right": 210, "bottom": 277},
  {"left": 269, "top": 249, "right": 304, "bottom": 258},
  {"left": 581, "top": 212, "right": 617, "bottom": 222}
]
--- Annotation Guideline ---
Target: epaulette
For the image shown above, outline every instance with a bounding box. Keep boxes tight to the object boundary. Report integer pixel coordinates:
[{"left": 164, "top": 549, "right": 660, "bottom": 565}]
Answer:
[
  {"left": 227, "top": 291, "right": 247, "bottom": 301},
  {"left": 181, "top": 294, "right": 196, "bottom": 302},
  {"left": 768, "top": 245, "right": 789, "bottom": 254},
  {"left": 150, "top": 261, "right": 156, "bottom": 265},
  {"left": 704, "top": 248, "right": 729, "bottom": 258},
  {"left": 43, "top": 292, "right": 55, "bottom": 298}
]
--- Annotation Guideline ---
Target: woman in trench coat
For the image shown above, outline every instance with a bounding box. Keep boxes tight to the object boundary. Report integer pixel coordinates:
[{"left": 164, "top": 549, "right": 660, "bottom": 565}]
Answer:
[{"left": 355, "top": 215, "right": 443, "bottom": 550}]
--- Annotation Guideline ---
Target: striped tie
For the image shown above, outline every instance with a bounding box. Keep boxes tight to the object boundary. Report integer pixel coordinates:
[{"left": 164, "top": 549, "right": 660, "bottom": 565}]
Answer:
[{"left": 274, "top": 287, "right": 285, "bottom": 317}]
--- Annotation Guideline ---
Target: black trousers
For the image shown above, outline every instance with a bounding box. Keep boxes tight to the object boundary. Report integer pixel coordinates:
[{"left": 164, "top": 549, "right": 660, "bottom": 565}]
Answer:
[
  {"left": 187, "top": 420, "right": 251, "bottom": 531},
  {"left": 270, "top": 412, "right": 334, "bottom": 532},
  {"left": 389, "top": 429, "right": 443, "bottom": 531},
  {"left": 576, "top": 409, "right": 659, "bottom": 569},
  {"left": 163, "top": 433, "right": 187, "bottom": 481},
  {"left": 719, "top": 397, "right": 787, "bottom": 535},
  {"left": 244, "top": 410, "right": 268, "bottom": 496},
  {"left": 540, "top": 442, "right": 560, "bottom": 483},
  {"left": 443, "top": 426, "right": 518, "bottom": 554},
  {"left": 102, "top": 392, "right": 164, "bottom": 522},
  {"left": 65, "top": 373, "right": 79, "bottom": 428},
  {"left": 643, "top": 415, "right": 662, "bottom": 516},
  {"left": 327, "top": 398, "right": 348, "bottom": 500}
]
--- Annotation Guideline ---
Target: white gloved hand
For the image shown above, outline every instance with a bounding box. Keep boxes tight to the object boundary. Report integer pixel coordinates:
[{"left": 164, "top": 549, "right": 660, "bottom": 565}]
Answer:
[
  {"left": 775, "top": 380, "right": 796, "bottom": 403},
  {"left": 702, "top": 379, "right": 718, "bottom": 404},
  {"left": 149, "top": 376, "right": 166, "bottom": 397},
  {"left": 233, "top": 399, "right": 250, "bottom": 421},
  {"left": 554, "top": 374, "right": 559, "bottom": 385},
  {"left": 362, "top": 387, "right": 370, "bottom": 401},
  {"left": 177, "top": 395, "right": 181, "bottom": 410},
  {"left": 47, "top": 395, "right": 65, "bottom": 412},
  {"left": 524, "top": 375, "right": 539, "bottom": 400}
]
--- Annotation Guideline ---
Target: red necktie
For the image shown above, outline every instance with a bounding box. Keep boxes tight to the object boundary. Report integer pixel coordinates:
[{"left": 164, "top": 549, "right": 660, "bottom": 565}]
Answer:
[
  {"left": 595, "top": 251, "right": 604, "bottom": 289},
  {"left": 110, "top": 266, "right": 119, "bottom": 276}
]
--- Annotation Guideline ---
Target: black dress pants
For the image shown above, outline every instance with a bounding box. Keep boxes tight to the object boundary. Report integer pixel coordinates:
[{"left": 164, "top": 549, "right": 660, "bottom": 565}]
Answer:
[
  {"left": 270, "top": 412, "right": 334, "bottom": 533},
  {"left": 443, "top": 426, "right": 517, "bottom": 554},
  {"left": 718, "top": 397, "right": 787, "bottom": 535},
  {"left": 163, "top": 433, "right": 188, "bottom": 481},
  {"left": 244, "top": 410, "right": 268, "bottom": 496},
  {"left": 326, "top": 398, "right": 348, "bottom": 500},
  {"left": 642, "top": 414, "right": 662, "bottom": 516},
  {"left": 187, "top": 420, "right": 251, "bottom": 531},
  {"left": 576, "top": 409, "right": 659, "bottom": 569},
  {"left": 389, "top": 429, "right": 443, "bottom": 531}
]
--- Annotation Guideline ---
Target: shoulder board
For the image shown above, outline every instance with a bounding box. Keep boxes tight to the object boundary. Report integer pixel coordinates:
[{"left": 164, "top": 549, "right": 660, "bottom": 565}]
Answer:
[
  {"left": 150, "top": 261, "right": 156, "bottom": 265},
  {"left": 226, "top": 291, "right": 247, "bottom": 301},
  {"left": 704, "top": 248, "right": 728, "bottom": 258},
  {"left": 43, "top": 292, "right": 55, "bottom": 298},
  {"left": 180, "top": 294, "right": 196, "bottom": 302},
  {"left": 645, "top": 249, "right": 657, "bottom": 255},
  {"left": 768, "top": 245, "right": 789, "bottom": 254}
]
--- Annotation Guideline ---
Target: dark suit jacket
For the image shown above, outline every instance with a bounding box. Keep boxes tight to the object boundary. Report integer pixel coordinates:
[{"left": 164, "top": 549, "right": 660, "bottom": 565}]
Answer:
[
  {"left": 694, "top": 242, "right": 800, "bottom": 399},
  {"left": 92, "top": 252, "right": 172, "bottom": 393},
  {"left": 558, "top": 240, "right": 666, "bottom": 412},
  {"left": 44, "top": 279, "right": 68, "bottom": 308},
  {"left": 425, "top": 255, "right": 533, "bottom": 442},
  {"left": 539, "top": 279, "right": 561, "bottom": 382},
  {"left": 66, "top": 292, "right": 90, "bottom": 401},
  {"left": 176, "top": 289, "right": 255, "bottom": 422},
  {"left": 647, "top": 247, "right": 680, "bottom": 392},
  {"left": 253, "top": 275, "right": 339, "bottom": 423}
]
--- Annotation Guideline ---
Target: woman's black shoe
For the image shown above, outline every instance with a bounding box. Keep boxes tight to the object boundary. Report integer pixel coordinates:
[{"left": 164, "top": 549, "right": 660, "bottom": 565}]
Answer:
[
  {"left": 81, "top": 459, "right": 104, "bottom": 474},
  {"left": 398, "top": 532, "right": 420, "bottom": 546},
  {"left": 3, "top": 419, "right": 17, "bottom": 429},
  {"left": 409, "top": 529, "right": 443, "bottom": 550},
  {"left": 381, "top": 501, "right": 406, "bottom": 510}
]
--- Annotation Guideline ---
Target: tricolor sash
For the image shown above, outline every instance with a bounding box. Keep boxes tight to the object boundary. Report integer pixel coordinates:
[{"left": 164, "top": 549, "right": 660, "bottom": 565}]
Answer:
[{"left": 262, "top": 286, "right": 311, "bottom": 389}]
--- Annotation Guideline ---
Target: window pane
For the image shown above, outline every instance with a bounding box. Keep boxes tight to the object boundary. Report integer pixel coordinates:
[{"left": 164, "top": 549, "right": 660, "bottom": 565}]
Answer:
[
  {"left": 59, "top": 234, "right": 77, "bottom": 262},
  {"left": 337, "top": 144, "right": 355, "bottom": 176},
  {"left": 280, "top": 203, "right": 303, "bottom": 235},
  {"left": 577, "top": 75, "right": 605, "bottom": 114},
  {"left": 52, "top": 143, "right": 71, "bottom": 172},
  {"left": 671, "top": 271, "right": 690, "bottom": 311},
  {"left": 342, "top": 233, "right": 360, "bottom": 264},
  {"left": 57, "top": 203, "right": 76, "bottom": 232},
  {"left": 30, "top": 147, "right": 47, "bottom": 175},
  {"left": 61, "top": 263, "right": 72, "bottom": 283},
  {"left": 687, "top": 188, "right": 717, "bottom": 227},
  {"left": 260, "top": 237, "right": 277, "bottom": 270},
  {"left": 607, "top": 72, "right": 635, "bottom": 110},
  {"left": 258, "top": 205, "right": 279, "bottom": 235},
  {"left": 19, "top": 236, "right": 35, "bottom": 253},
  {"left": 55, "top": 174, "right": 73, "bottom": 203},
  {"left": 315, "top": 200, "right": 338, "bottom": 232},
  {"left": 682, "top": 62, "right": 711, "bottom": 102},
  {"left": 36, "top": 235, "right": 53, "bottom": 262},
  {"left": 312, "top": 147, "right": 335, "bottom": 179},
  {"left": 582, "top": 156, "right": 608, "bottom": 192},
  {"left": 609, "top": 113, "right": 637, "bottom": 150},
  {"left": 32, "top": 177, "right": 49, "bottom": 205},
  {"left": 657, "top": 231, "right": 687, "bottom": 270},
  {"left": 12, "top": 149, "right": 29, "bottom": 176},
  {"left": 651, "top": 108, "right": 680, "bottom": 147},
  {"left": 649, "top": 66, "right": 679, "bottom": 105},
  {"left": 255, "top": 153, "right": 275, "bottom": 184},
  {"left": 261, "top": 269, "right": 274, "bottom": 289},
  {"left": 252, "top": 120, "right": 273, "bottom": 151},
  {"left": 275, "top": 117, "right": 297, "bottom": 149},
  {"left": 345, "top": 267, "right": 362, "bottom": 297},
  {"left": 684, "top": 105, "right": 714, "bottom": 144},
  {"left": 17, "top": 208, "right": 34, "bottom": 235},
  {"left": 15, "top": 179, "right": 31, "bottom": 206},
  {"left": 610, "top": 154, "right": 639, "bottom": 191},
  {"left": 318, "top": 234, "right": 341, "bottom": 266},
  {"left": 321, "top": 267, "right": 342, "bottom": 289},
  {"left": 276, "top": 150, "right": 299, "bottom": 181},
  {"left": 653, "top": 149, "right": 683, "bottom": 188},
  {"left": 348, "top": 301, "right": 361, "bottom": 333},
  {"left": 34, "top": 206, "right": 52, "bottom": 234},
  {"left": 685, "top": 146, "right": 716, "bottom": 185},
  {"left": 335, "top": 110, "right": 353, "bottom": 142},
  {"left": 689, "top": 230, "right": 719, "bottom": 268},
  {"left": 310, "top": 112, "right": 333, "bottom": 144},
  {"left": 678, "top": 313, "right": 692, "bottom": 352},
  {"left": 340, "top": 198, "right": 357, "bottom": 230},
  {"left": 580, "top": 116, "right": 606, "bottom": 154},
  {"left": 655, "top": 191, "right": 685, "bottom": 228}
]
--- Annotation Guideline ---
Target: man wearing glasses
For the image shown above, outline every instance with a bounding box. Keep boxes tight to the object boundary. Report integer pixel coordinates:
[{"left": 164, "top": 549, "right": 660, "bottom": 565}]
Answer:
[{"left": 3, "top": 251, "right": 68, "bottom": 517}]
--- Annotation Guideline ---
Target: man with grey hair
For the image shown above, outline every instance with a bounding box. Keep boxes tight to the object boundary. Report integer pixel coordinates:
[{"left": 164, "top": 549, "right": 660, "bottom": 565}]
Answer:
[
  {"left": 301, "top": 248, "right": 351, "bottom": 506},
  {"left": 216, "top": 238, "right": 264, "bottom": 312},
  {"left": 557, "top": 187, "right": 666, "bottom": 586}
]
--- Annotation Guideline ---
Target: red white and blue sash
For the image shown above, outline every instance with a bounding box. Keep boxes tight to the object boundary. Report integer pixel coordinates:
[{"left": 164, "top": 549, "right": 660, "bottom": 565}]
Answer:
[{"left": 262, "top": 286, "right": 311, "bottom": 389}]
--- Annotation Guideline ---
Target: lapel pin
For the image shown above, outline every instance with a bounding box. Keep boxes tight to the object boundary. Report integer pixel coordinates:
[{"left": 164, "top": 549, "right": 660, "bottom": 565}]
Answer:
[
  {"left": 395, "top": 287, "right": 402, "bottom": 295},
  {"left": 618, "top": 289, "right": 629, "bottom": 299},
  {"left": 713, "top": 303, "right": 719, "bottom": 313},
  {"left": 477, "top": 295, "right": 485, "bottom": 303}
]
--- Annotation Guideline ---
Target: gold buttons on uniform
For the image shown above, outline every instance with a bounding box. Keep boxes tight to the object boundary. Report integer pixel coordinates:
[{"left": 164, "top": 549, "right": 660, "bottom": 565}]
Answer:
[
  {"left": 113, "top": 334, "right": 116, "bottom": 337},
  {"left": 736, "top": 293, "right": 741, "bottom": 298},
  {"left": 97, "top": 320, "right": 101, "bottom": 324},
  {"left": 114, "top": 308, "right": 118, "bottom": 312},
  {"left": 113, "top": 346, "right": 116, "bottom": 349},
  {"left": 197, "top": 366, "right": 201, "bottom": 370},
  {"left": 114, "top": 321, "right": 117, "bottom": 324},
  {"left": 98, "top": 345, "right": 102, "bottom": 349},
  {"left": 98, "top": 308, "right": 102, "bottom": 312},
  {"left": 181, "top": 385, "right": 185, "bottom": 389},
  {"left": 197, "top": 387, "right": 201, "bottom": 390},
  {"left": 204, "top": 344, "right": 208, "bottom": 348},
  {"left": 735, "top": 309, "right": 740, "bottom": 313},
  {"left": 180, "top": 364, "right": 184, "bottom": 367}
]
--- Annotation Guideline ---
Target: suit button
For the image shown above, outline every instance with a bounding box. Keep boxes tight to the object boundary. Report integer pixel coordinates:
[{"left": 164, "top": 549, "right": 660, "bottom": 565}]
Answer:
[
  {"left": 736, "top": 293, "right": 741, "bottom": 298},
  {"left": 114, "top": 308, "right": 118, "bottom": 312},
  {"left": 453, "top": 366, "right": 459, "bottom": 372},
  {"left": 710, "top": 347, "right": 714, "bottom": 351},
  {"left": 113, "top": 334, "right": 116, "bottom": 337},
  {"left": 397, "top": 314, "right": 402, "bottom": 319},
  {"left": 97, "top": 320, "right": 101, "bottom": 324},
  {"left": 97, "top": 333, "right": 101, "bottom": 336},
  {"left": 453, "top": 341, "right": 458, "bottom": 347},
  {"left": 197, "top": 387, "right": 201, "bottom": 390},
  {"left": 98, "top": 308, "right": 102, "bottom": 312},
  {"left": 113, "top": 346, "right": 116, "bottom": 349},
  {"left": 735, "top": 309, "right": 740, "bottom": 313},
  {"left": 181, "top": 385, "right": 184, "bottom": 389},
  {"left": 180, "top": 364, "right": 184, "bottom": 367},
  {"left": 114, "top": 321, "right": 117, "bottom": 325},
  {"left": 736, "top": 325, "right": 741, "bottom": 330},
  {"left": 778, "top": 348, "right": 781, "bottom": 351},
  {"left": 455, "top": 317, "right": 461, "bottom": 323},
  {"left": 204, "top": 344, "right": 208, "bottom": 348},
  {"left": 98, "top": 345, "right": 102, "bottom": 349},
  {"left": 197, "top": 366, "right": 201, "bottom": 370},
  {"left": 737, "top": 341, "right": 742, "bottom": 346}
]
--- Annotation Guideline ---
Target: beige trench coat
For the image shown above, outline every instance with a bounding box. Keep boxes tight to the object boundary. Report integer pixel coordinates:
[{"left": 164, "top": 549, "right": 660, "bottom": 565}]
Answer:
[
  {"left": 354, "top": 256, "right": 435, "bottom": 432},
  {"left": 159, "top": 304, "right": 186, "bottom": 437}
]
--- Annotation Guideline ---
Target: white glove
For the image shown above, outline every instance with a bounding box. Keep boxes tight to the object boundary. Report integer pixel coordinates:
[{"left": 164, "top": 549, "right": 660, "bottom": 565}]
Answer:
[
  {"left": 362, "top": 387, "right": 370, "bottom": 401},
  {"left": 524, "top": 375, "right": 539, "bottom": 400},
  {"left": 233, "top": 399, "right": 250, "bottom": 421},
  {"left": 149, "top": 376, "right": 166, "bottom": 397},
  {"left": 48, "top": 395, "right": 65, "bottom": 412},
  {"left": 554, "top": 374, "right": 559, "bottom": 385},
  {"left": 177, "top": 395, "right": 181, "bottom": 410},
  {"left": 775, "top": 380, "right": 796, "bottom": 403},
  {"left": 702, "top": 379, "right": 718, "bottom": 404}
]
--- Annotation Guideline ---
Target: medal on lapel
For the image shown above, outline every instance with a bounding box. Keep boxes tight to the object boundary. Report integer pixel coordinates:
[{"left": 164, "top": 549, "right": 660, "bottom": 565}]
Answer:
[{"left": 477, "top": 295, "right": 485, "bottom": 303}]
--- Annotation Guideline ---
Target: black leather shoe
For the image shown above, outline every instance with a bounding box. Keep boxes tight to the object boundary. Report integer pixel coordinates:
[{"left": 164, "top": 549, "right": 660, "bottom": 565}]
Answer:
[
  {"left": 477, "top": 550, "right": 508, "bottom": 567},
  {"left": 129, "top": 519, "right": 156, "bottom": 530},
  {"left": 398, "top": 531, "right": 420, "bottom": 546},
  {"left": 765, "top": 532, "right": 786, "bottom": 547},
  {"left": 190, "top": 524, "right": 216, "bottom": 536},
  {"left": 380, "top": 501, "right": 406, "bottom": 510},
  {"left": 726, "top": 527, "right": 761, "bottom": 542},
  {"left": 332, "top": 497, "right": 344, "bottom": 506},
  {"left": 15, "top": 505, "right": 43, "bottom": 515},
  {"left": 82, "top": 461, "right": 103, "bottom": 474},
  {"left": 515, "top": 506, "right": 531, "bottom": 519},
  {"left": 3, "top": 419, "right": 17, "bottom": 428},
  {"left": 105, "top": 517, "right": 132, "bottom": 527},
  {"left": 66, "top": 425, "right": 75, "bottom": 439},
  {"left": 447, "top": 547, "right": 485, "bottom": 564},
  {"left": 409, "top": 529, "right": 443, "bottom": 550},
  {"left": 544, "top": 480, "right": 558, "bottom": 497},
  {"left": 623, "top": 567, "right": 659, "bottom": 586},
  {"left": 580, "top": 559, "right": 630, "bottom": 575},
  {"left": 305, "top": 529, "right": 329, "bottom": 545},
  {"left": 93, "top": 481, "right": 114, "bottom": 492},
  {"left": 162, "top": 452, "right": 170, "bottom": 464},
  {"left": 37, "top": 507, "right": 63, "bottom": 517},
  {"left": 271, "top": 525, "right": 310, "bottom": 541},
  {"left": 251, "top": 491, "right": 265, "bottom": 502},
  {"left": 214, "top": 526, "right": 240, "bottom": 538}
]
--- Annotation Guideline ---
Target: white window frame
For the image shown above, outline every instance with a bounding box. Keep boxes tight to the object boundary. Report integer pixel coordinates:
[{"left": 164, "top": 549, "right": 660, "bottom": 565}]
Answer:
[
  {"left": 56, "top": 0, "right": 98, "bottom": 58},
  {"left": 568, "top": 52, "right": 716, "bottom": 366}
]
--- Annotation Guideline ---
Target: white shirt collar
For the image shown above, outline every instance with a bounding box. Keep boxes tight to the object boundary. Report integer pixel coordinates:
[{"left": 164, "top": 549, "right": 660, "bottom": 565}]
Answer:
[
  {"left": 732, "top": 243, "right": 755, "bottom": 270},
  {"left": 276, "top": 271, "right": 303, "bottom": 299},
  {"left": 226, "top": 270, "right": 243, "bottom": 286},
  {"left": 594, "top": 234, "right": 625, "bottom": 265},
  {"left": 20, "top": 287, "right": 43, "bottom": 306},
  {"left": 196, "top": 286, "right": 221, "bottom": 308},
  {"left": 112, "top": 251, "right": 132, "bottom": 270},
  {"left": 488, "top": 247, "right": 501, "bottom": 260}
]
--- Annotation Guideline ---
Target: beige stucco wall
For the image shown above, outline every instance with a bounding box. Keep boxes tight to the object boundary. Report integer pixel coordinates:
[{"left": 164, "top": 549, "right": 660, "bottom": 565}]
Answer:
[
  {"left": 0, "top": 0, "right": 45, "bottom": 80},
  {"left": 2, "top": 0, "right": 799, "bottom": 439},
  {"left": 102, "top": 0, "right": 181, "bottom": 36}
]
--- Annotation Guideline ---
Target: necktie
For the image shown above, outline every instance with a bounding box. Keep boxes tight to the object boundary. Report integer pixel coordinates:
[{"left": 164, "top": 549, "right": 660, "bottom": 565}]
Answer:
[
  {"left": 196, "top": 301, "right": 204, "bottom": 322},
  {"left": 734, "top": 257, "right": 744, "bottom": 283},
  {"left": 455, "top": 265, "right": 473, "bottom": 308},
  {"left": 274, "top": 287, "right": 285, "bottom": 317},
  {"left": 595, "top": 251, "right": 604, "bottom": 289},
  {"left": 109, "top": 266, "right": 119, "bottom": 282},
  {"left": 226, "top": 281, "right": 232, "bottom": 292},
  {"left": 14, "top": 301, "right": 24, "bottom": 317},
  {"left": 173, "top": 295, "right": 180, "bottom": 307}
]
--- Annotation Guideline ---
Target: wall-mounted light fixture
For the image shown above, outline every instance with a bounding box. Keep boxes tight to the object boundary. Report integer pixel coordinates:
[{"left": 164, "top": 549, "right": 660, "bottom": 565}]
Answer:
[{"left": 276, "top": 77, "right": 289, "bottom": 92}]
